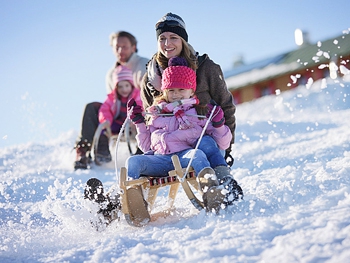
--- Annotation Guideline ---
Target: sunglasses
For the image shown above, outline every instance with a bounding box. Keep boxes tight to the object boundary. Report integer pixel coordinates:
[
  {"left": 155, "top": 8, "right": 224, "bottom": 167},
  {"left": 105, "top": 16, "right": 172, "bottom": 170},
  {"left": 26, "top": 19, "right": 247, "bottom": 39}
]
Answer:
[{"left": 155, "top": 20, "right": 185, "bottom": 30}]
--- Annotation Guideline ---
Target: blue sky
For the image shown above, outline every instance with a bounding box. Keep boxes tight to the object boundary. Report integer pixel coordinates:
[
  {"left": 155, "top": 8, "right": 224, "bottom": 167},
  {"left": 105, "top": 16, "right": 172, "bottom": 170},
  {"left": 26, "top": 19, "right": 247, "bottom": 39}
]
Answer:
[{"left": 1, "top": 0, "right": 349, "bottom": 147}]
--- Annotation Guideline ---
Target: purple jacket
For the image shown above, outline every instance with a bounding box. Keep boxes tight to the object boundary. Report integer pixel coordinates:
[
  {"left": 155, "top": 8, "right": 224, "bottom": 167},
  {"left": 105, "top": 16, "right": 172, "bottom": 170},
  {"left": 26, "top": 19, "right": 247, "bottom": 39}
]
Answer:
[{"left": 135, "top": 106, "right": 232, "bottom": 155}]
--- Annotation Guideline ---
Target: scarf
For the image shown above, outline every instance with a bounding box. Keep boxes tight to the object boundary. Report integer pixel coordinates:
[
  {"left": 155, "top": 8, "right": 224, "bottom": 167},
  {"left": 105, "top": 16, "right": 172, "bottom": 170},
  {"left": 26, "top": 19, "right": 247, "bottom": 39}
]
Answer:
[
  {"left": 147, "top": 98, "right": 199, "bottom": 129},
  {"left": 147, "top": 57, "right": 163, "bottom": 92}
]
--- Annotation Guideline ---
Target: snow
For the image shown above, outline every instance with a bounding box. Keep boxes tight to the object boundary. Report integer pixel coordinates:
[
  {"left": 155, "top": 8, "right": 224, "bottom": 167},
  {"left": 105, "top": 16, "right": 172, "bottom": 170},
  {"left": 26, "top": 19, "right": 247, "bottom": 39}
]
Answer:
[{"left": 1, "top": 76, "right": 350, "bottom": 262}]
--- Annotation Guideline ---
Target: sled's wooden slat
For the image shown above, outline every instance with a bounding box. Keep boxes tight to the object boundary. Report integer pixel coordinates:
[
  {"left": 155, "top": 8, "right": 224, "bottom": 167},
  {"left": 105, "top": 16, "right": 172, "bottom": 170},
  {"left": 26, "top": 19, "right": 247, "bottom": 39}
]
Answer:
[
  {"left": 120, "top": 167, "right": 130, "bottom": 215},
  {"left": 123, "top": 171, "right": 196, "bottom": 189},
  {"left": 124, "top": 177, "right": 149, "bottom": 187},
  {"left": 146, "top": 188, "right": 159, "bottom": 210},
  {"left": 167, "top": 183, "right": 180, "bottom": 208},
  {"left": 171, "top": 155, "right": 204, "bottom": 210},
  {"left": 120, "top": 155, "right": 203, "bottom": 228}
]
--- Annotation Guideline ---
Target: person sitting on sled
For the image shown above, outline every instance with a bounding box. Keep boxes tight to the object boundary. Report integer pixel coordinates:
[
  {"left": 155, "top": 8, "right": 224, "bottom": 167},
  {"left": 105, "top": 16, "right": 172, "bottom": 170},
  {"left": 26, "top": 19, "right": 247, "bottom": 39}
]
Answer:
[
  {"left": 126, "top": 57, "right": 243, "bottom": 213},
  {"left": 97, "top": 65, "right": 141, "bottom": 159},
  {"left": 141, "top": 12, "right": 236, "bottom": 167},
  {"left": 93, "top": 65, "right": 141, "bottom": 163},
  {"left": 74, "top": 31, "right": 148, "bottom": 170}
]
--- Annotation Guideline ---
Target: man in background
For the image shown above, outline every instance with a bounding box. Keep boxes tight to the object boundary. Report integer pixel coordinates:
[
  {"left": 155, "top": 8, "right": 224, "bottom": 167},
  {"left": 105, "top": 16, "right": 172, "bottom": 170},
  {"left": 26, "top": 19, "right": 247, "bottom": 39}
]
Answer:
[{"left": 74, "top": 31, "right": 149, "bottom": 170}]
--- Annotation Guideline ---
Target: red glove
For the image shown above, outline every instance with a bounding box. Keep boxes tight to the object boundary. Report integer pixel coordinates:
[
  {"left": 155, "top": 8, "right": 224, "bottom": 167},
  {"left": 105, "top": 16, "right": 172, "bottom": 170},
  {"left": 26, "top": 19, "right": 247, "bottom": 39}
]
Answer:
[
  {"left": 207, "top": 103, "right": 225, "bottom": 128},
  {"left": 127, "top": 99, "right": 144, "bottom": 124}
]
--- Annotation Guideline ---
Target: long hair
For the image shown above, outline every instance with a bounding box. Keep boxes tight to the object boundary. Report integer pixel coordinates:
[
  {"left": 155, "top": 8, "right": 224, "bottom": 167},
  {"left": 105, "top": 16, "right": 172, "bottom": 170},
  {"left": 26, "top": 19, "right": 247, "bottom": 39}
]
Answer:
[{"left": 155, "top": 38, "right": 198, "bottom": 70}]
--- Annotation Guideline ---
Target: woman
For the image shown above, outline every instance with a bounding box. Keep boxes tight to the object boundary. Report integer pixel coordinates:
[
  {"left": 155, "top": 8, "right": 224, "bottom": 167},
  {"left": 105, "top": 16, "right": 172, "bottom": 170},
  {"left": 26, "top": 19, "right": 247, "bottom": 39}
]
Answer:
[
  {"left": 127, "top": 57, "right": 233, "bottom": 180},
  {"left": 141, "top": 12, "right": 236, "bottom": 166},
  {"left": 126, "top": 57, "right": 242, "bottom": 222}
]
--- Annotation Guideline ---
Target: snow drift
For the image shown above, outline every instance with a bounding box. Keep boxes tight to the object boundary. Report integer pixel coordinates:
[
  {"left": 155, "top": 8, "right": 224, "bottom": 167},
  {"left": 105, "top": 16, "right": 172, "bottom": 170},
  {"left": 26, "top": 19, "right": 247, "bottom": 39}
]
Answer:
[{"left": 1, "top": 76, "right": 350, "bottom": 262}]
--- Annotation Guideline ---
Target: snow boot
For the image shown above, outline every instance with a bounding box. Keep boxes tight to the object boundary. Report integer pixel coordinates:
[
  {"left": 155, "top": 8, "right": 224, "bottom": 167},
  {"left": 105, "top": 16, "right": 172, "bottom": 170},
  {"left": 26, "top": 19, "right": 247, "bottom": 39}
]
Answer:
[
  {"left": 219, "top": 176, "right": 244, "bottom": 207},
  {"left": 214, "top": 166, "right": 244, "bottom": 207},
  {"left": 84, "top": 178, "right": 121, "bottom": 225},
  {"left": 197, "top": 167, "right": 218, "bottom": 195},
  {"left": 84, "top": 178, "right": 106, "bottom": 203},
  {"left": 125, "top": 185, "right": 150, "bottom": 227},
  {"left": 99, "top": 194, "right": 121, "bottom": 224},
  {"left": 96, "top": 134, "right": 112, "bottom": 163},
  {"left": 213, "top": 165, "right": 232, "bottom": 182},
  {"left": 74, "top": 139, "right": 92, "bottom": 170},
  {"left": 197, "top": 167, "right": 225, "bottom": 213}
]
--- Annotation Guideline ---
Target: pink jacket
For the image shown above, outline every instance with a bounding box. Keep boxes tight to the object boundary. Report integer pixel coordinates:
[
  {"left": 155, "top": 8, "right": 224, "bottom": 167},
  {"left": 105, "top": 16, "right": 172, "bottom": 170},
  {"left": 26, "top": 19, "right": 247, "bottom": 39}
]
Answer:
[
  {"left": 135, "top": 106, "right": 232, "bottom": 155},
  {"left": 99, "top": 88, "right": 141, "bottom": 124}
]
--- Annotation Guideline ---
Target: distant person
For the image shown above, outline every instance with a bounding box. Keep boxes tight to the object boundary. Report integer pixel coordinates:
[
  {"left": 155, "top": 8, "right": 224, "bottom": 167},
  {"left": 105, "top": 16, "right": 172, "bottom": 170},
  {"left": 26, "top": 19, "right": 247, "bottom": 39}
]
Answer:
[
  {"left": 96, "top": 65, "right": 141, "bottom": 162},
  {"left": 105, "top": 31, "right": 149, "bottom": 95},
  {"left": 74, "top": 31, "right": 149, "bottom": 170}
]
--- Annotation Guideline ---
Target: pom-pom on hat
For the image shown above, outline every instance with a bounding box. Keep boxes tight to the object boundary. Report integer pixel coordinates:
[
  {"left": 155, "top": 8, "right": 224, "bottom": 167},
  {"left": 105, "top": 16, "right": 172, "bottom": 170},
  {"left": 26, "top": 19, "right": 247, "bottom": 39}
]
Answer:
[
  {"left": 155, "top": 12, "right": 188, "bottom": 42},
  {"left": 161, "top": 57, "right": 196, "bottom": 91},
  {"left": 113, "top": 65, "right": 134, "bottom": 88}
]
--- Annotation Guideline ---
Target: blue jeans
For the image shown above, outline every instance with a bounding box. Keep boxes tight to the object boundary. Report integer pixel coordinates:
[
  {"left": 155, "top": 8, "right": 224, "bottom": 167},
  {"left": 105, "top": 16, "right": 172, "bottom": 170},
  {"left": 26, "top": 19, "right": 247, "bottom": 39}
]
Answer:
[
  {"left": 126, "top": 149, "right": 210, "bottom": 180},
  {"left": 197, "top": 135, "right": 227, "bottom": 168}
]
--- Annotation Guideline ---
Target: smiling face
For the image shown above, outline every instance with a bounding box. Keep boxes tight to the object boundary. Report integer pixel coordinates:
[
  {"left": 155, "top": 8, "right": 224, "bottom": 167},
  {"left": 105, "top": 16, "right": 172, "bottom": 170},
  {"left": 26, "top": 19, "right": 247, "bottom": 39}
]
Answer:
[
  {"left": 165, "top": 88, "right": 194, "bottom": 103},
  {"left": 116, "top": 80, "right": 133, "bottom": 98},
  {"left": 157, "top": 32, "right": 183, "bottom": 59}
]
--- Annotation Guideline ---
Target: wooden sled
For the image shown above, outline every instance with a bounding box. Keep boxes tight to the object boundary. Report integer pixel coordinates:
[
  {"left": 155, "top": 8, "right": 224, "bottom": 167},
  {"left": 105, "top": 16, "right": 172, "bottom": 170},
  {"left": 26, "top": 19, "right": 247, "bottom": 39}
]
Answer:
[
  {"left": 91, "top": 120, "right": 138, "bottom": 165},
  {"left": 119, "top": 155, "right": 205, "bottom": 227}
]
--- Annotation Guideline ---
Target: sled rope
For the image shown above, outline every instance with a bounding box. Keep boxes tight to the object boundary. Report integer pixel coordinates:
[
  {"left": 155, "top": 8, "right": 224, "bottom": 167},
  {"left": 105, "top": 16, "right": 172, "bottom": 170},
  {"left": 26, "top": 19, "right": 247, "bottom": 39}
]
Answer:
[
  {"left": 181, "top": 105, "right": 217, "bottom": 181},
  {"left": 145, "top": 112, "right": 206, "bottom": 118}
]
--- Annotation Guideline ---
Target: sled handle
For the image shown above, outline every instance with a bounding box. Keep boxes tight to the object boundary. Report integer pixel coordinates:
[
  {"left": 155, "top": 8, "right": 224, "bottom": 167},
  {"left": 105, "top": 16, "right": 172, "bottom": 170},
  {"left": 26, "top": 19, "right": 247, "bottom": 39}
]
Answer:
[
  {"left": 114, "top": 106, "right": 134, "bottom": 190},
  {"left": 91, "top": 121, "right": 112, "bottom": 165}
]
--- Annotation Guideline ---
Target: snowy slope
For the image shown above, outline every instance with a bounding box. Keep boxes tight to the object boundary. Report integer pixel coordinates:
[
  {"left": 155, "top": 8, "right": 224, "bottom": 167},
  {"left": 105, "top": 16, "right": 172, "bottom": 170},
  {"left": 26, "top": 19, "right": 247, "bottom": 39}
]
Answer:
[{"left": 1, "top": 77, "right": 350, "bottom": 263}]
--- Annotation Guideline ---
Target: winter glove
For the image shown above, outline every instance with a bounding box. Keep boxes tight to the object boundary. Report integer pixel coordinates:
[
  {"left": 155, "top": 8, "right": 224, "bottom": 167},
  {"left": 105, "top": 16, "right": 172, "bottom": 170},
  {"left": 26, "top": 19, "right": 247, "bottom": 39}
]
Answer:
[
  {"left": 225, "top": 148, "right": 234, "bottom": 167},
  {"left": 127, "top": 99, "right": 144, "bottom": 124},
  {"left": 174, "top": 107, "right": 193, "bottom": 129},
  {"left": 207, "top": 102, "right": 225, "bottom": 128}
]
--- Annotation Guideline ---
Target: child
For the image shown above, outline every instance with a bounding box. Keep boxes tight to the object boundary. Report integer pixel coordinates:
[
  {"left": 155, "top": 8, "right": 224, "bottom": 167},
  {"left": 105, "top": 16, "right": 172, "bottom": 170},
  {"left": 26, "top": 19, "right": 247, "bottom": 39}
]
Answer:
[
  {"left": 126, "top": 57, "right": 243, "bottom": 215},
  {"left": 97, "top": 65, "right": 141, "bottom": 161},
  {"left": 74, "top": 65, "right": 140, "bottom": 169}
]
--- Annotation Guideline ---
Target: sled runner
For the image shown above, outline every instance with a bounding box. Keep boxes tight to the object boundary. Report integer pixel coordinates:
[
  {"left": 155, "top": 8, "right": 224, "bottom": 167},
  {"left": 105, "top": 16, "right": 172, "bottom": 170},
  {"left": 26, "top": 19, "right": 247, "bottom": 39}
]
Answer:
[
  {"left": 119, "top": 155, "right": 203, "bottom": 226},
  {"left": 85, "top": 154, "right": 227, "bottom": 227},
  {"left": 117, "top": 155, "right": 228, "bottom": 227},
  {"left": 91, "top": 120, "right": 138, "bottom": 165},
  {"left": 84, "top": 102, "right": 243, "bottom": 227}
]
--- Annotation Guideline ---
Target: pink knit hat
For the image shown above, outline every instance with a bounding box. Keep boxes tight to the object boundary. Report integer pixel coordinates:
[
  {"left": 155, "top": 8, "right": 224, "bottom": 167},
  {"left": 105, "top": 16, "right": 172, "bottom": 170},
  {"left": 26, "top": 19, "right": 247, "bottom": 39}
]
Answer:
[
  {"left": 161, "top": 57, "right": 196, "bottom": 91},
  {"left": 113, "top": 65, "right": 134, "bottom": 87}
]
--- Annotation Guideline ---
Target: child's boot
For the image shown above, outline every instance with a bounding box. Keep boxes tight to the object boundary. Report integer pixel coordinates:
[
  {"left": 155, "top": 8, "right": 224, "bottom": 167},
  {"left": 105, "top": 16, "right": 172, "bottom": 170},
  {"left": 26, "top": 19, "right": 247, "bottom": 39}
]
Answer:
[
  {"left": 197, "top": 167, "right": 225, "bottom": 213},
  {"left": 74, "top": 139, "right": 91, "bottom": 170},
  {"left": 84, "top": 178, "right": 121, "bottom": 225},
  {"left": 214, "top": 166, "right": 244, "bottom": 207}
]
